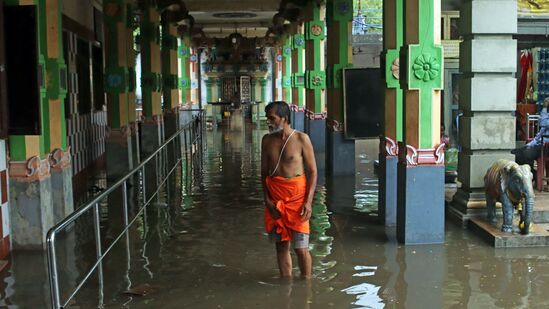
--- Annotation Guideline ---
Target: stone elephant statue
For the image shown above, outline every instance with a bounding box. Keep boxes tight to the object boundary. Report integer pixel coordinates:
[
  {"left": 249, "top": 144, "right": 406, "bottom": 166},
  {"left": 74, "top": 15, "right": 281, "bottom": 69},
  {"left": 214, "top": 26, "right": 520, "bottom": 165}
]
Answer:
[{"left": 484, "top": 159, "right": 535, "bottom": 234}]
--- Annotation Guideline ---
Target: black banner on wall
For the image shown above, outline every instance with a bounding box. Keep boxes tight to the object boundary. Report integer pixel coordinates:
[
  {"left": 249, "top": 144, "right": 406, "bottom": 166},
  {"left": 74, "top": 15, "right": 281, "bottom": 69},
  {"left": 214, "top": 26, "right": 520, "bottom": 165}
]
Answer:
[{"left": 342, "top": 68, "right": 383, "bottom": 139}]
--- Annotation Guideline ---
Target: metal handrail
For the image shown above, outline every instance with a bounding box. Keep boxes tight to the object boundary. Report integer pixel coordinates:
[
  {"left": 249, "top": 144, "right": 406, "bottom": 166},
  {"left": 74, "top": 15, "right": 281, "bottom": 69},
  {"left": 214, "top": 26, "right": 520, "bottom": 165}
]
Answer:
[{"left": 47, "top": 111, "right": 204, "bottom": 308}]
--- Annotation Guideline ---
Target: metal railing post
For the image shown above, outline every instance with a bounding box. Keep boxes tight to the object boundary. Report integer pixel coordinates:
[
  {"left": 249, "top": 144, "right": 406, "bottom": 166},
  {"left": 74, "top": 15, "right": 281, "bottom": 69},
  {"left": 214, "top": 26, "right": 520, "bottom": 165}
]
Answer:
[
  {"left": 45, "top": 110, "right": 205, "bottom": 308},
  {"left": 47, "top": 233, "right": 61, "bottom": 308},
  {"left": 93, "top": 202, "right": 104, "bottom": 306},
  {"left": 142, "top": 166, "right": 146, "bottom": 205},
  {"left": 122, "top": 181, "right": 128, "bottom": 226}
]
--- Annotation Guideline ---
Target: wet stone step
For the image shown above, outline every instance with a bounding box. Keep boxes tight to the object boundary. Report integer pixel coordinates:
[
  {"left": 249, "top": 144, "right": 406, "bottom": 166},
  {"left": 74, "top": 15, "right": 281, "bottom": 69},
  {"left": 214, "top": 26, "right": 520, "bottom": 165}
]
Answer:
[{"left": 468, "top": 217, "right": 549, "bottom": 248}]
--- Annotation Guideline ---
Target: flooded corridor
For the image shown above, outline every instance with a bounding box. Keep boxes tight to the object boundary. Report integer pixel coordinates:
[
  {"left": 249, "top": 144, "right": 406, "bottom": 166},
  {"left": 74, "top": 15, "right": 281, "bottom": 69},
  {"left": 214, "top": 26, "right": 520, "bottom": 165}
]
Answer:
[{"left": 2, "top": 112, "right": 549, "bottom": 308}]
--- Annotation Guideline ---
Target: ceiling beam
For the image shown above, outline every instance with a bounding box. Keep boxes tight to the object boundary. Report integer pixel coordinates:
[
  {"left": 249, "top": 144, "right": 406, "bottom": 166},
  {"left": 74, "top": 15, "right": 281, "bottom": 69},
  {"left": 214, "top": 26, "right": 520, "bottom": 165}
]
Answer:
[
  {"left": 197, "top": 22, "right": 271, "bottom": 28},
  {"left": 185, "top": 0, "right": 280, "bottom": 12}
]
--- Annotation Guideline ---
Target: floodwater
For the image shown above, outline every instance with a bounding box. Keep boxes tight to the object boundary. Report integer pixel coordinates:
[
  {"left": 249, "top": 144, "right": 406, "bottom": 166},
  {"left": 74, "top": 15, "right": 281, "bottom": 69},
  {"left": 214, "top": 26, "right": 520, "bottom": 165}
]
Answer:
[{"left": 2, "top": 111, "right": 549, "bottom": 308}]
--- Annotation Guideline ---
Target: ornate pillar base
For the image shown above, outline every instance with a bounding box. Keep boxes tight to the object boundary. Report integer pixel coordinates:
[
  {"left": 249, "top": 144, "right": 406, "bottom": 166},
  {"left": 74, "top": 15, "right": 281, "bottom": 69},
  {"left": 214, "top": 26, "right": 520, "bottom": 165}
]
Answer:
[
  {"left": 49, "top": 148, "right": 73, "bottom": 223},
  {"left": 8, "top": 158, "right": 53, "bottom": 249},
  {"left": 379, "top": 137, "right": 398, "bottom": 226},
  {"left": 141, "top": 115, "right": 164, "bottom": 198},
  {"left": 164, "top": 109, "right": 179, "bottom": 139},
  {"left": 164, "top": 109, "right": 179, "bottom": 168},
  {"left": 448, "top": 188, "right": 489, "bottom": 227},
  {"left": 129, "top": 122, "right": 140, "bottom": 165},
  {"left": 397, "top": 144, "right": 445, "bottom": 244},
  {"left": 325, "top": 174, "right": 355, "bottom": 212},
  {"left": 106, "top": 127, "right": 133, "bottom": 183},
  {"left": 305, "top": 112, "right": 326, "bottom": 172},
  {"left": 141, "top": 115, "right": 164, "bottom": 157},
  {"left": 326, "top": 123, "right": 355, "bottom": 176}
]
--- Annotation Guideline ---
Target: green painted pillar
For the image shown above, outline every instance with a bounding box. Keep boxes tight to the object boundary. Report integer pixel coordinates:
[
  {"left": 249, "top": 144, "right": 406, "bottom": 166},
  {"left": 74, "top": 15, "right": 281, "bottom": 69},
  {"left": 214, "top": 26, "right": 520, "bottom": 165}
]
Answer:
[
  {"left": 379, "top": 0, "right": 404, "bottom": 226},
  {"left": 304, "top": 1, "right": 326, "bottom": 113},
  {"left": 7, "top": 0, "right": 72, "bottom": 250},
  {"left": 291, "top": 25, "right": 306, "bottom": 107},
  {"left": 273, "top": 47, "right": 283, "bottom": 101},
  {"left": 304, "top": 1, "right": 327, "bottom": 171},
  {"left": 178, "top": 36, "right": 191, "bottom": 104},
  {"left": 139, "top": 4, "right": 163, "bottom": 160},
  {"left": 188, "top": 47, "right": 200, "bottom": 106},
  {"left": 397, "top": 0, "right": 444, "bottom": 245},
  {"left": 126, "top": 3, "right": 139, "bottom": 165},
  {"left": 140, "top": 6, "right": 162, "bottom": 118},
  {"left": 291, "top": 24, "right": 306, "bottom": 132},
  {"left": 216, "top": 78, "right": 223, "bottom": 101},
  {"left": 162, "top": 22, "right": 179, "bottom": 111},
  {"left": 326, "top": 0, "right": 352, "bottom": 123},
  {"left": 161, "top": 20, "right": 179, "bottom": 148},
  {"left": 205, "top": 79, "right": 213, "bottom": 103},
  {"left": 260, "top": 78, "right": 268, "bottom": 103},
  {"left": 103, "top": 0, "right": 135, "bottom": 182},
  {"left": 326, "top": 0, "right": 354, "bottom": 176},
  {"left": 104, "top": 0, "right": 130, "bottom": 130},
  {"left": 282, "top": 36, "right": 292, "bottom": 104}
]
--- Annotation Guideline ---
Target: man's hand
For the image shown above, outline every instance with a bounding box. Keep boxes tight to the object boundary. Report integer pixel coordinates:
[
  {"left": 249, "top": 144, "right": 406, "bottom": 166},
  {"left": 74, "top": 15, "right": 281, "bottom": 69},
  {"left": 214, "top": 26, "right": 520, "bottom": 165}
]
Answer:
[
  {"left": 265, "top": 199, "right": 281, "bottom": 219},
  {"left": 300, "top": 202, "right": 312, "bottom": 221}
]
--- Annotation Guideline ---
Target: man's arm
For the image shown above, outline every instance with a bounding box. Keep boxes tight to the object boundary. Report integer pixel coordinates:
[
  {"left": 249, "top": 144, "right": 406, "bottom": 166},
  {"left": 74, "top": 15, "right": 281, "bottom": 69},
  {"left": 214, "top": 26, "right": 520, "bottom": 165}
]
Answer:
[
  {"left": 261, "top": 134, "right": 279, "bottom": 218},
  {"left": 301, "top": 133, "right": 317, "bottom": 221}
]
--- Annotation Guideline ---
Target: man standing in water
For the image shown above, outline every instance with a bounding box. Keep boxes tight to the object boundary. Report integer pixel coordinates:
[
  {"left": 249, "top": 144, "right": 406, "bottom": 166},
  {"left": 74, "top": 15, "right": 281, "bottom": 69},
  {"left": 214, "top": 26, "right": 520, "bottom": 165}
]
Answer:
[{"left": 261, "top": 101, "right": 318, "bottom": 279}]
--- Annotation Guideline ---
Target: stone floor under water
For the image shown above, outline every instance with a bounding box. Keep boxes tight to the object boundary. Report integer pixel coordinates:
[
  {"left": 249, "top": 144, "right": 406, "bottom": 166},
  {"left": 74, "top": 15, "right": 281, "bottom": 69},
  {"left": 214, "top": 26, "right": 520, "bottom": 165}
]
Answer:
[{"left": 1, "top": 112, "right": 549, "bottom": 308}]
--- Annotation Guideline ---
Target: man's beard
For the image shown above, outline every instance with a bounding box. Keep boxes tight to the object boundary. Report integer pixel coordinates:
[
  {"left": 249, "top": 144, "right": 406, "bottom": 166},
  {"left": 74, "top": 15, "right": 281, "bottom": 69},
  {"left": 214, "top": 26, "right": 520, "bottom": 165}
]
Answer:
[{"left": 269, "top": 125, "right": 283, "bottom": 134}]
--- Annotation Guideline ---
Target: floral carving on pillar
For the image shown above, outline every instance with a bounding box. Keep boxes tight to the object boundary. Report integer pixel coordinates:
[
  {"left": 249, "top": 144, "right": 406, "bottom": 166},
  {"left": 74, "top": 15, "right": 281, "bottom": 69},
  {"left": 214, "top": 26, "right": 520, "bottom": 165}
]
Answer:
[
  {"left": 391, "top": 58, "right": 400, "bottom": 80},
  {"left": 412, "top": 54, "right": 440, "bottom": 82}
]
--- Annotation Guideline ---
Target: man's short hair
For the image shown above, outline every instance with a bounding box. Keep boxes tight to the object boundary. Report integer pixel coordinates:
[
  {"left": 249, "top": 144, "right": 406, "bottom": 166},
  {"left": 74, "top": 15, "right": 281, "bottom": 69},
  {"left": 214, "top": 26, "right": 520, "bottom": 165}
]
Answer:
[{"left": 265, "top": 101, "right": 291, "bottom": 124}]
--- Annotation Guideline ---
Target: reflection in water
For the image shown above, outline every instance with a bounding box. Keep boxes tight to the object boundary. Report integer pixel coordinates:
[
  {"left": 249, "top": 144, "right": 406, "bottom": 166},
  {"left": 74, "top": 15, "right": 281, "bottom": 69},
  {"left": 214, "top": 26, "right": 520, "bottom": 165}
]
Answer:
[
  {"left": 2, "top": 113, "right": 549, "bottom": 308},
  {"left": 342, "top": 282, "right": 384, "bottom": 309}
]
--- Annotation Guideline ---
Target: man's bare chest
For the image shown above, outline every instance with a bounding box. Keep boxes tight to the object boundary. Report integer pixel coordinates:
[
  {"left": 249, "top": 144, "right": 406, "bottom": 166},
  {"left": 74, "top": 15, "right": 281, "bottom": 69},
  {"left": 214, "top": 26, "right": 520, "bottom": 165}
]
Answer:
[{"left": 268, "top": 141, "right": 301, "bottom": 163}]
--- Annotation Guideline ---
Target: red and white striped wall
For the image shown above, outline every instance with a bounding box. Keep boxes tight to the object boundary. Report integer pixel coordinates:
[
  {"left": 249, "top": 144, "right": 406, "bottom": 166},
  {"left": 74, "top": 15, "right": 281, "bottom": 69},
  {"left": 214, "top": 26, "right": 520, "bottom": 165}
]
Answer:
[{"left": 0, "top": 139, "right": 10, "bottom": 260}]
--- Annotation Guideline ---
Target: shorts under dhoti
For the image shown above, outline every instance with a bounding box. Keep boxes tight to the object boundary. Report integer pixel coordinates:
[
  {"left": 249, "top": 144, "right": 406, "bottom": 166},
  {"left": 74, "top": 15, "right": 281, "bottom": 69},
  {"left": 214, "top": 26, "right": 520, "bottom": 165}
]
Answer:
[{"left": 269, "top": 227, "right": 309, "bottom": 249}]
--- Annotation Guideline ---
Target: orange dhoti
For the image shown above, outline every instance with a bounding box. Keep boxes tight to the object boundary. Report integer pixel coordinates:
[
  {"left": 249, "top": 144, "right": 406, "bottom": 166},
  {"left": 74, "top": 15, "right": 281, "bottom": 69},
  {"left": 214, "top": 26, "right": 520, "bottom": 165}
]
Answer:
[{"left": 264, "top": 175, "right": 309, "bottom": 241}]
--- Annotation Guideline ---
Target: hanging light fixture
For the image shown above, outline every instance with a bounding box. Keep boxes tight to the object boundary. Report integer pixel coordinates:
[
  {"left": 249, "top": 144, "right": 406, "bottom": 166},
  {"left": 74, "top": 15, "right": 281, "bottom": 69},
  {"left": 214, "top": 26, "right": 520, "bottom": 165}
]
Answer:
[{"left": 229, "top": 24, "right": 242, "bottom": 45}]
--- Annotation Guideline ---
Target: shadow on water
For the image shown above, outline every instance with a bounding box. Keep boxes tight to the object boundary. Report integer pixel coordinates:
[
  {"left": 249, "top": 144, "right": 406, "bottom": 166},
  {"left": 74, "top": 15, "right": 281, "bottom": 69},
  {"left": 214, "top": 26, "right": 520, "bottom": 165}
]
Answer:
[{"left": 2, "top": 111, "right": 549, "bottom": 308}]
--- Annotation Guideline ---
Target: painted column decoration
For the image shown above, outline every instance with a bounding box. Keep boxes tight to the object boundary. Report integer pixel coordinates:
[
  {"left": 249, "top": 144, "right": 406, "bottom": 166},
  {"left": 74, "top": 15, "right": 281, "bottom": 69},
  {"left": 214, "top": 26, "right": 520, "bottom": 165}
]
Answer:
[
  {"left": 250, "top": 79, "right": 256, "bottom": 102},
  {"left": 325, "top": 0, "right": 354, "bottom": 176},
  {"left": 126, "top": 4, "right": 137, "bottom": 126},
  {"left": 42, "top": 0, "right": 72, "bottom": 219},
  {"left": 260, "top": 78, "right": 268, "bottom": 103},
  {"left": 205, "top": 79, "right": 213, "bottom": 103},
  {"left": 273, "top": 47, "right": 283, "bottom": 101},
  {"left": 178, "top": 36, "right": 191, "bottom": 104},
  {"left": 161, "top": 19, "right": 179, "bottom": 150},
  {"left": 140, "top": 6, "right": 162, "bottom": 118},
  {"left": 326, "top": 0, "right": 353, "bottom": 126},
  {"left": 126, "top": 3, "right": 139, "bottom": 165},
  {"left": 161, "top": 22, "right": 180, "bottom": 111},
  {"left": 103, "top": 0, "right": 135, "bottom": 182},
  {"left": 190, "top": 48, "right": 199, "bottom": 105},
  {"left": 304, "top": 0, "right": 327, "bottom": 170},
  {"left": 216, "top": 78, "right": 222, "bottom": 102},
  {"left": 396, "top": 0, "right": 444, "bottom": 244},
  {"left": 379, "top": 0, "right": 404, "bottom": 225},
  {"left": 282, "top": 36, "right": 292, "bottom": 104},
  {"left": 291, "top": 27, "right": 305, "bottom": 107},
  {"left": 104, "top": 0, "right": 130, "bottom": 131},
  {"left": 304, "top": 1, "right": 326, "bottom": 114},
  {"left": 7, "top": 0, "right": 70, "bottom": 249},
  {"left": 291, "top": 23, "right": 306, "bottom": 132}
]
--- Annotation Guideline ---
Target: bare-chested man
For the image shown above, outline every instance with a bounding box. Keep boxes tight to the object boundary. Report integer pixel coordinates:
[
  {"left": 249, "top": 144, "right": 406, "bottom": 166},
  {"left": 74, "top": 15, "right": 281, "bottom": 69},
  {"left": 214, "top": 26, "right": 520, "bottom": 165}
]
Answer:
[{"left": 261, "top": 101, "right": 317, "bottom": 279}]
